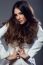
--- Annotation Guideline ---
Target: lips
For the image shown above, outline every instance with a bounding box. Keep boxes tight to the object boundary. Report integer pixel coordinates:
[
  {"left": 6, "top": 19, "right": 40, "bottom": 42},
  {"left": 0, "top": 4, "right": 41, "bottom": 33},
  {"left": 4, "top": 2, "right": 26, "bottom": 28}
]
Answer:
[{"left": 19, "top": 19, "right": 23, "bottom": 21}]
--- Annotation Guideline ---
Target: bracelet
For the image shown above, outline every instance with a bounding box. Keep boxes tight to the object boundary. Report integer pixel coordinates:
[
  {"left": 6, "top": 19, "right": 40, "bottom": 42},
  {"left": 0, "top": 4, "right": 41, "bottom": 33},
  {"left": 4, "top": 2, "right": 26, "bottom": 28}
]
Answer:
[
  {"left": 23, "top": 56, "right": 31, "bottom": 64},
  {"left": 26, "top": 56, "right": 30, "bottom": 60}
]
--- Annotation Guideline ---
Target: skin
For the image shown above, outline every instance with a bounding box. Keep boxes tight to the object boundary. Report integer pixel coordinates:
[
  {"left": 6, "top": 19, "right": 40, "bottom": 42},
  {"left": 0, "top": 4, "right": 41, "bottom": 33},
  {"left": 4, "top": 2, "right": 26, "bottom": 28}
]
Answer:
[
  {"left": 7, "top": 51, "right": 17, "bottom": 60},
  {"left": 7, "top": 48, "right": 29, "bottom": 60},
  {"left": 18, "top": 48, "right": 29, "bottom": 59}
]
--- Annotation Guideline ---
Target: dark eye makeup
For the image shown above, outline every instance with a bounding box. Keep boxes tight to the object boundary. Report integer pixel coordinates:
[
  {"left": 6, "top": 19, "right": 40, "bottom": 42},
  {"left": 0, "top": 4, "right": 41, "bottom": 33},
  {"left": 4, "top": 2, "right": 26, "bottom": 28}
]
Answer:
[{"left": 14, "top": 12, "right": 23, "bottom": 16}]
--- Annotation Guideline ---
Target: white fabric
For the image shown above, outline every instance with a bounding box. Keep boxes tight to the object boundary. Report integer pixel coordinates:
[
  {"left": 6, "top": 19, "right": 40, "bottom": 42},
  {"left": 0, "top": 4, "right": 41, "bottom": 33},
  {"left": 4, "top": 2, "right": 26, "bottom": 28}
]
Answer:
[
  {"left": 0, "top": 24, "right": 9, "bottom": 59},
  {"left": 0, "top": 40, "right": 9, "bottom": 59},
  {"left": 0, "top": 24, "right": 8, "bottom": 38},
  {"left": 28, "top": 24, "right": 43, "bottom": 57},
  {"left": 0, "top": 24, "right": 14, "bottom": 59},
  {"left": 13, "top": 58, "right": 28, "bottom": 65}
]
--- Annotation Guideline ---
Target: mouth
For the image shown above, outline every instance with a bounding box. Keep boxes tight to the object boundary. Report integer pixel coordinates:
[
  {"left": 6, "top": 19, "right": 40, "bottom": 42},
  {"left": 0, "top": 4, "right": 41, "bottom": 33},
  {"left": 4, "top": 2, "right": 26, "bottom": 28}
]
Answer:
[{"left": 18, "top": 19, "right": 23, "bottom": 22}]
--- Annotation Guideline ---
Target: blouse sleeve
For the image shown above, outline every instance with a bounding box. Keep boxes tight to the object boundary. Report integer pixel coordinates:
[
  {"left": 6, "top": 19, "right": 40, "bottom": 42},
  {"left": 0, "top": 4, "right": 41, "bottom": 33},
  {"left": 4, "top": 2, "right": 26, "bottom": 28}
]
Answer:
[
  {"left": 0, "top": 40, "right": 9, "bottom": 59},
  {"left": 0, "top": 41, "right": 15, "bottom": 59},
  {"left": 28, "top": 25, "right": 43, "bottom": 58},
  {"left": 0, "top": 24, "right": 9, "bottom": 38}
]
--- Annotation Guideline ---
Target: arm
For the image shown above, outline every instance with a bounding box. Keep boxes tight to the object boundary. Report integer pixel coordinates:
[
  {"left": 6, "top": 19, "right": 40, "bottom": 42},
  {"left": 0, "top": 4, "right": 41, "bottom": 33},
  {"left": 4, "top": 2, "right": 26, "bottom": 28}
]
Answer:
[
  {"left": 28, "top": 25, "right": 43, "bottom": 58},
  {"left": 0, "top": 23, "right": 9, "bottom": 38},
  {"left": 28, "top": 38, "right": 43, "bottom": 58},
  {"left": 5, "top": 45, "right": 17, "bottom": 60},
  {"left": 0, "top": 41, "right": 15, "bottom": 59},
  {"left": 0, "top": 40, "right": 9, "bottom": 59},
  {"left": 0, "top": 23, "right": 9, "bottom": 59},
  {"left": 18, "top": 25, "right": 43, "bottom": 58},
  {"left": 23, "top": 25, "right": 43, "bottom": 65}
]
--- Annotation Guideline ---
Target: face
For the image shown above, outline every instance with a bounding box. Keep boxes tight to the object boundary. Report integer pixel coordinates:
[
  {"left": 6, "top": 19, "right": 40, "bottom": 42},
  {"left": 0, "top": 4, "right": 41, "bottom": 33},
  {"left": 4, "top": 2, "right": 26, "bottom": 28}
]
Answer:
[{"left": 14, "top": 8, "right": 26, "bottom": 24}]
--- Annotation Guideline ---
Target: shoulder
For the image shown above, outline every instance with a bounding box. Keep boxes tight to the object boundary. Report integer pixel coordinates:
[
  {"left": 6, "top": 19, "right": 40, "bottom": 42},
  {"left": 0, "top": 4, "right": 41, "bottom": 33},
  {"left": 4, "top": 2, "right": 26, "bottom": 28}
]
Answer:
[{"left": 37, "top": 22, "right": 43, "bottom": 38}]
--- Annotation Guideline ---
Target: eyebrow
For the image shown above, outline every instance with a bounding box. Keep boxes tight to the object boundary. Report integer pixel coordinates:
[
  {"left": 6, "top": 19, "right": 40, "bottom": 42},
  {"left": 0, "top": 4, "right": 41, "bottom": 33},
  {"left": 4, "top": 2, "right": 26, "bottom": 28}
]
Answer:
[{"left": 14, "top": 12, "right": 23, "bottom": 16}]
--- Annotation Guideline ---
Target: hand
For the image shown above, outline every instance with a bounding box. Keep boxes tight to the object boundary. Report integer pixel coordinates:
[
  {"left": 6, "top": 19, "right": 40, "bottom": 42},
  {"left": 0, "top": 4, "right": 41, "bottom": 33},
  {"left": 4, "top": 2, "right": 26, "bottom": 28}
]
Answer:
[
  {"left": 18, "top": 48, "right": 29, "bottom": 59},
  {"left": 7, "top": 51, "right": 17, "bottom": 60}
]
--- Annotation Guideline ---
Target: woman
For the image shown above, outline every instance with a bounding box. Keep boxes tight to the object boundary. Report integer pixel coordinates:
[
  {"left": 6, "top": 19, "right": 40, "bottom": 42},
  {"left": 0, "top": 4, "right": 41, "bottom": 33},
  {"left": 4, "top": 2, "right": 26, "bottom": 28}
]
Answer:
[{"left": 1, "top": 0, "right": 43, "bottom": 65}]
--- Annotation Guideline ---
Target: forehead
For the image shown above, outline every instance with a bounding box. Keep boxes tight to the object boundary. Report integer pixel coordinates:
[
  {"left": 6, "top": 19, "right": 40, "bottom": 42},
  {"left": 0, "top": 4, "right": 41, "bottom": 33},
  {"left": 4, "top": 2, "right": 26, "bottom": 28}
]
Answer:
[{"left": 14, "top": 8, "right": 21, "bottom": 14}]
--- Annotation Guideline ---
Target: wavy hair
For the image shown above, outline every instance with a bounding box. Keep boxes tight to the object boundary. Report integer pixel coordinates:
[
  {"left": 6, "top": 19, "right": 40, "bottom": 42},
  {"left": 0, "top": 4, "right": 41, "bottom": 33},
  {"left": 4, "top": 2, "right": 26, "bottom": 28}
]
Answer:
[{"left": 4, "top": 1, "right": 38, "bottom": 46}]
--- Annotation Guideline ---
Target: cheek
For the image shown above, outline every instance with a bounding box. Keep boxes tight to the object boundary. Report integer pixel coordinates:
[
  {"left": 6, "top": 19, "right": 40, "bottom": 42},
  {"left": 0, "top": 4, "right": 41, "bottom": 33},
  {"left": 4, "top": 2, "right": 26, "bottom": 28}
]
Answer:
[
  {"left": 15, "top": 16, "right": 18, "bottom": 19},
  {"left": 14, "top": 16, "right": 17, "bottom": 20},
  {"left": 20, "top": 15, "right": 25, "bottom": 19}
]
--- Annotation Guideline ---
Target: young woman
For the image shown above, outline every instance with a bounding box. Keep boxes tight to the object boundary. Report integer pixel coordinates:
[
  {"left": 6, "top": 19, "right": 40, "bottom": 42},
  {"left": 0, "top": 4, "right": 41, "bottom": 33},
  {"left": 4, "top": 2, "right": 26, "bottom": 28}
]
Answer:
[{"left": 0, "top": 0, "right": 43, "bottom": 65}]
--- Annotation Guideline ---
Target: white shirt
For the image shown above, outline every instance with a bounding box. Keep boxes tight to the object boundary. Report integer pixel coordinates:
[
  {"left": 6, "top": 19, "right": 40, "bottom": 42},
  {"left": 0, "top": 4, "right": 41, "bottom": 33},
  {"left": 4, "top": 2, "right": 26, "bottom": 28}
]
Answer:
[
  {"left": 0, "top": 24, "right": 9, "bottom": 59},
  {"left": 0, "top": 24, "right": 8, "bottom": 38}
]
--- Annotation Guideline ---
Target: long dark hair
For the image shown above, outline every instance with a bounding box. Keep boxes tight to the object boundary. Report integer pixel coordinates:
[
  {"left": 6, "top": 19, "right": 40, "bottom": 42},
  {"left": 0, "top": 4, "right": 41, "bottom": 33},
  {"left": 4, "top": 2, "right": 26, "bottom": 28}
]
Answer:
[{"left": 4, "top": 1, "right": 38, "bottom": 46}]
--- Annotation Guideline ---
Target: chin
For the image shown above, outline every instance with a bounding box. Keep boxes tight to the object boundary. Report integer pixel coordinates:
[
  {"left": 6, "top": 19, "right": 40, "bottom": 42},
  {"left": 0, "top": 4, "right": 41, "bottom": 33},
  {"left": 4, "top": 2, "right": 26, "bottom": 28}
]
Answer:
[{"left": 20, "top": 22, "right": 25, "bottom": 25}]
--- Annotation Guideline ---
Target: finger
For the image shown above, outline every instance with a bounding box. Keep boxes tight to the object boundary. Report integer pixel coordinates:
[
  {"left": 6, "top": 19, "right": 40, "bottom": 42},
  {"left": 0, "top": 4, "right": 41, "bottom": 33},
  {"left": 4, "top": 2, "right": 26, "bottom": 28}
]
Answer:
[{"left": 18, "top": 49, "right": 23, "bottom": 53}]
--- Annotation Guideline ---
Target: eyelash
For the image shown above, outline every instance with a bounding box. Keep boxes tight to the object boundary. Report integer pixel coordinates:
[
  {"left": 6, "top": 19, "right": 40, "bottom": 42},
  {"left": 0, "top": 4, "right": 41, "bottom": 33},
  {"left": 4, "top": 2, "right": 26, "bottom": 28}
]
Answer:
[
  {"left": 14, "top": 13, "right": 23, "bottom": 16},
  {"left": 14, "top": 14, "right": 16, "bottom": 16}
]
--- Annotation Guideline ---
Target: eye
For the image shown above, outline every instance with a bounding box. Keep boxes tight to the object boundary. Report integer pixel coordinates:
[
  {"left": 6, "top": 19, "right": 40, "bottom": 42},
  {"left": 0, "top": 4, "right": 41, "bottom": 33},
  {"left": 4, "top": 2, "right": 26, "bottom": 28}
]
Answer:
[{"left": 19, "top": 12, "right": 23, "bottom": 14}]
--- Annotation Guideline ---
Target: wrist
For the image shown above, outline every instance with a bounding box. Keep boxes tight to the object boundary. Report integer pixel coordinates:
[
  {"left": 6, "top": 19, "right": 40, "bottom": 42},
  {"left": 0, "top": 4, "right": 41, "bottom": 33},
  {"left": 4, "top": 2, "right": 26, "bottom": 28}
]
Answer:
[
  {"left": 26, "top": 55, "right": 30, "bottom": 60},
  {"left": 22, "top": 55, "right": 30, "bottom": 60}
]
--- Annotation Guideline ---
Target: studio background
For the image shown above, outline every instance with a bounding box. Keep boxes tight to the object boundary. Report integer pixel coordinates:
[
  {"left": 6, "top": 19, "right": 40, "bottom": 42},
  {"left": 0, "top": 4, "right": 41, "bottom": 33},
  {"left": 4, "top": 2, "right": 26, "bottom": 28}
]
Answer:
[{"left": 0, "top": 0, "right": 43, "bottom": 65}]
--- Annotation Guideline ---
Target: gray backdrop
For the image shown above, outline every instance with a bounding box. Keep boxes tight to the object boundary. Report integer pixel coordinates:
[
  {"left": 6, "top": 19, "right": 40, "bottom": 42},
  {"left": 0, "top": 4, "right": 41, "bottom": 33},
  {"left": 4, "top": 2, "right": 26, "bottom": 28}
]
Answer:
[{"left": 0, "top": 0, "right": 43, "bottom": 65}]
